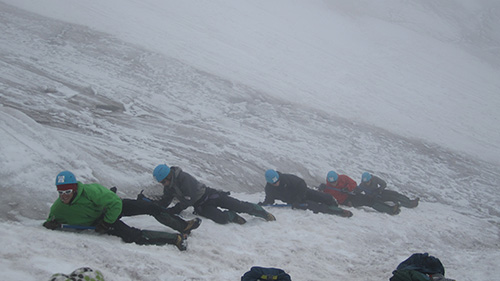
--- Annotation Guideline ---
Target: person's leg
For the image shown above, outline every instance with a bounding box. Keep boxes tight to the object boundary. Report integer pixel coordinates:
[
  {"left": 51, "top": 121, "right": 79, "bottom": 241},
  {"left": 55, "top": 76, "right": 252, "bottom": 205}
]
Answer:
[
  {"left": 121, "top": 198, "right": 167, "bottom": 216},
  {"left": 305, "top": 189, "right": 336, "bottom": 205},
  {"left": 140, "top": 230, "right": 187, "bottom": 251},
  {"left": 302, "top": 200, "right": 352, "bottom": 217},
  {"left": 108, "top": 219, "right": 186, "bottom": 250},
  {"left": 381, "top": 190, "right": 419, "bottom": 208},
  {"left": 195, "top": 204, "right": 232, "bottom": 224},
  {"left": 371, "top": 200, "right": 400, "bottom": 215},
  {"left": 348, "top": 195, "right": 400, "bottom": 215},
  {"left": 107, "top": 219, "right": 143, "bottom": 244},
  {"left": 121, "top": 199, "right": 199, "bottom": 233},
  {"left": 347, "top": 195, "right": 371, "bottom": 207},
  {"left": 214, "top": 195, "right": 275, "bottom": 221}
]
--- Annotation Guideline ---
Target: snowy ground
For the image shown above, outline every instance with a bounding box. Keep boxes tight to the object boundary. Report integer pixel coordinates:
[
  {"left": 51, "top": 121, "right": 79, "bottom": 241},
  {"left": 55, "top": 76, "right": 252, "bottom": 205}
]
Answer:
[{"left": 1, "top": 0, "right": 499, "bottom": 280}]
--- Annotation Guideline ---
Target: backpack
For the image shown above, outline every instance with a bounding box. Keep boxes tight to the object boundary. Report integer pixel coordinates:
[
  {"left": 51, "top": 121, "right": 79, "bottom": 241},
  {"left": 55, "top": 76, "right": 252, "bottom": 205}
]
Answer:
[
  {"left": 49, "top": 267, "right": 105, "bottom": 281},
  {"left": 241, "top": 266, "right": 292, "bottom": 281},
  {"left": 390, "top": 253, "right": 454, "bottom": 281}
]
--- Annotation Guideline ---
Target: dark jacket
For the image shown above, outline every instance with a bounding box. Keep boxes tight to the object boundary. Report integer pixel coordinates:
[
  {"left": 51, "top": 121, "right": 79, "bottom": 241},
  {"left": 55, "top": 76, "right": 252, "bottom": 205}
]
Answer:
[
  {"left": 356, "top": 175, "right": 386, "bottom": 197},
  {"left": 158, "top": 166, "right": 207, "bottom": 211},
  {"left": 262, "top": 172, "right": 308, "bottom": 205}
]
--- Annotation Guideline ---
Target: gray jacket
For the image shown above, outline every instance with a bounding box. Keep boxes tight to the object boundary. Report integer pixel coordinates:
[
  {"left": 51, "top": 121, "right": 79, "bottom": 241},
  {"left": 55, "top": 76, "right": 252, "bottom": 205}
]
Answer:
[{"left": 159, "top": 166, "right": 207, "bottom": 211}]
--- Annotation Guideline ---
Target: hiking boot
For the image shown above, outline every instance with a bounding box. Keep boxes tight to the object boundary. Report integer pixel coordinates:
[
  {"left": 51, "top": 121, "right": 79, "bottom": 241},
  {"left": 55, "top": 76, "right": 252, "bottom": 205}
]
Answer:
[
  {"left": 263, "top": 211, "right": 276, "bottom": 221},
  {"left": 183, "top": 218, "right": 202, "bottom": 235},
  {"left": 250, "top": 204, "right": 276, "bottom": 221},
  {"left": 391, "top": 204, "right": 401, "bottom": 215},
  {"left": 175, "top": 234, "right": 188, "bottom": 251},
  {"left": 340, "top": 210, "right": 353, "bottom": 218},
  {"left": 408, "top": 198, "right": 420, "bottom": 208},
  {"left": 230, "top": 212, "right": 247, "bottom": 224}
]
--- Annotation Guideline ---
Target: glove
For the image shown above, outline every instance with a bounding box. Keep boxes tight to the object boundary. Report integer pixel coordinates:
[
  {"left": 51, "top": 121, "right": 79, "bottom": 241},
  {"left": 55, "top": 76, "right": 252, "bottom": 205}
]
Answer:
[
  {"left": 166, "top": 205, "right": 182, "bottom": 215},
  {"left": 95, "top": 221, "right": 112, "bottom": 234},
  {"left": 341, "top": 187, "right": 349, "bottom": 193},
  {"left": 137, "top": 190, "right": 145, "bottom": 201},
  {"left": 43, "top": 220, "right": 61, "bottom": 230}
]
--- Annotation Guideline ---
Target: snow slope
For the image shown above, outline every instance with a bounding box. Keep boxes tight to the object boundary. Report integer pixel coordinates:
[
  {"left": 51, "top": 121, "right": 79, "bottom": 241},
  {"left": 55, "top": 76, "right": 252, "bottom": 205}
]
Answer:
[{"left": 1, "top": 1, "right": 499, "bottom": 280}]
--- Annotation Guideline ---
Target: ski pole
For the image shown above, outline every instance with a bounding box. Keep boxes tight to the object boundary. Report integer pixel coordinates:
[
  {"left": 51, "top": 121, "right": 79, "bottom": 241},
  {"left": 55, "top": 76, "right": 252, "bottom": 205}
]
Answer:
[
  {"left": 261, "top": 203, "right": 307, "bottom": 208},
  {"left": 261, "top": 204, "right": 291, "bottom": 207},
  {"left": 61, "top": 224, "right": 96, "bottom": 230}
]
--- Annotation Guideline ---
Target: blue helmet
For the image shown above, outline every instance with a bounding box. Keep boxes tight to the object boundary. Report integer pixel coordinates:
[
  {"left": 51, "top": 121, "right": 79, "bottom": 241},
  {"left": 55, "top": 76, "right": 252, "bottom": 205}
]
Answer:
[
  {"left": 361, "top": 172, "right": 372, "bottom": 183},
  {"left": 153, "top": 164, "right": 171, "bottom": 182},
  {"left": 326, "top": 171, "right": 338, "bottom": 183},
  {"left": 55, "top": 171, "right": 77, "bottom": 186},
  {"left": 265, "top": 169, "right": 279, "bottom": 184}
]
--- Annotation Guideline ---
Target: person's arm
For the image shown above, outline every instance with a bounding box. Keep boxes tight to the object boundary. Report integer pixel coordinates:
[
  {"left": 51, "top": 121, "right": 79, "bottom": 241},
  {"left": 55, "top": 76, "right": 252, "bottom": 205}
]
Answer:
[
  {"left": 353, "top": 185, "right": 364, "bottom": 195},
  {"left": 157, "top": 187, "right": 175, "bottom": 207},
  {"left": 260, "top": 185, "right": 275, "bottom": 205},
  {"left": 43, "top": 211, "right": 61, "bottom": 230},
  {"left": 345, "top": 176, "right": 358, "bottom": 192},
  {"left": 375, "top": 176, "right": 387, "bottom": 190},
  {"left": 289, "top": 177, "right": 308, "bottom": 204}
]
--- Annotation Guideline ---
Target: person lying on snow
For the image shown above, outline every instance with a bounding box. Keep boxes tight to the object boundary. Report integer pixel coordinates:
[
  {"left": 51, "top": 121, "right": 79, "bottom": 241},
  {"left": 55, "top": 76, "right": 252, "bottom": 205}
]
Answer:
[
  {"left": 356, "top": 172, "right": 419, "bottom": 208},
  {"left": 43, "top": 171, "right": 200, "bottom": 251},
  {"left": 260, "top": 169, "right": 352, "bottom": 217},
  {"left": 147, "top": 164, "right": 275, "bottom": 225},
  {"left": 319, "top": 171, "right": 400, "bottom": 215}
]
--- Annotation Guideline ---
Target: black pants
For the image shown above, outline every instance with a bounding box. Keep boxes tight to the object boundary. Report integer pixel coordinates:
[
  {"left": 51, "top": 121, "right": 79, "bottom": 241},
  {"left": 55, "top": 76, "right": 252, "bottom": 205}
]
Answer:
[
  {"left": 194, "top": 189, "right": 258, "bottom": 224},
  {"left": 107, "top": 219, "right": 143, "bottom": 244},
  {"left": 378, "top": 190, "right": 413, "bottom": 207},
  {"left": 347, "top": 194, "right": 375, "bottom": 207},
  {"left": 291, "top": 189, "right": 344, "bottom": 215},
  {"left": 107, "top": 220, "right": 178, "bottom": 245},
  {"left": 107, "top": 199, "right": 185, "bottom": 244},
  {"left": 347, "top": 194, "right": 396, "bottom": 214},
  {"left": 305, "top": 189, "right": 337, "bottom": 205}
]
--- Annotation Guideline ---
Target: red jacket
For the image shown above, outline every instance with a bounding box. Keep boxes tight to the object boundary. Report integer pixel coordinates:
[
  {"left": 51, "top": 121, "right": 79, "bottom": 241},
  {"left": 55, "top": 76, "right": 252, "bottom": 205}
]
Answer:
[{"left": 323, "top": 174, "right": 357, "bottom": 204}]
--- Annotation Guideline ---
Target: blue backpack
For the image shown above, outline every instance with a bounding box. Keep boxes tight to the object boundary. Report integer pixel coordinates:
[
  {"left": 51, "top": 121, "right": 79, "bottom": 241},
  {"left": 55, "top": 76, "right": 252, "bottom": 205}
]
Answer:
[{"left": 241, "top": 266, "right": 292, "bottom": 281}]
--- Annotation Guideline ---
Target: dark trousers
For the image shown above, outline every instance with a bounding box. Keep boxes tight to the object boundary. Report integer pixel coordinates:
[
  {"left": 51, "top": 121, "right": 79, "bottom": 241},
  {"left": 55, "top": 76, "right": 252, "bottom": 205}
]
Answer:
[
  {"left": 108, "top": 219, "right": 178, "bottom": 245},
  {"left": 107, "top": 199, "right": 185, "bottom": 244},
  {"left": 108, "top": 219, "right": 143, "bottom": 244},
  {"left": 347, "top": 194, "right": 375, "bottom": 207},
  {"left": 292, "top": 189, "right": 344, "bottom": 215},
  {"left": 194, "top": 189, "right": 258, "bottom": 224},
  {"left": 305, "top": 189, "right": 337, "bottom": 205},
  {"left": 347, "top": 194, "right": 396, "bottom": 214},
  {"left": 379, "top": 190, "right": 413, "bottom": 207}
]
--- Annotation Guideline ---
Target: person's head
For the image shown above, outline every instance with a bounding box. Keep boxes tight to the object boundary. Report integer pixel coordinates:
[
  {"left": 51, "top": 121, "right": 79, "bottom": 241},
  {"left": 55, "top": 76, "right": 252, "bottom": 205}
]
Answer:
[
  {"left": 326, "top": 171, "right": 338, "bottom": 185},
  {"left": 55, "top": 171, "right": 78, "bottom": 204},
  {"left": 361, "top": 172, "right": 372, "bottom": 183},
  {"left": 265, "top": 169, "right": 280, "bottom": 186},
  {"left": 153, "top": 164, "right": 172, "bottom": 186}
]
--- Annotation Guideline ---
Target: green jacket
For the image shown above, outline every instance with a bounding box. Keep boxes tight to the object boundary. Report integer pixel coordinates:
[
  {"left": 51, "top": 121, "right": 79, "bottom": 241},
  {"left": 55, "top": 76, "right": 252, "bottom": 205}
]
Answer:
[{"left": 46, "top": 182, "right": 123, "bottom": 225}]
